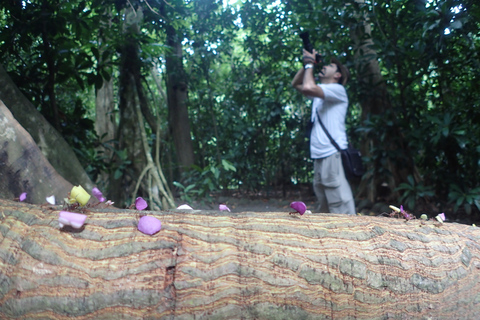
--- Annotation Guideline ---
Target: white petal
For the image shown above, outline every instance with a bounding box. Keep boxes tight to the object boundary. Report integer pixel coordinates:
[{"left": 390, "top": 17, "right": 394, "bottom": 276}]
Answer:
[
  {"left": 177, "top": 204, "right": 193, "bottom": 210},
  {"left": 389, "top": 205, "right": 401, "bottom": 213},
  {"left": 46, "top": 195, "right": 56, "bottom": 205},
  {"left": 71, "top": 222, "right": 83, "bottom": 229},
  {"left": 58, "top": 217, "right": 70, "bottom": 226}
]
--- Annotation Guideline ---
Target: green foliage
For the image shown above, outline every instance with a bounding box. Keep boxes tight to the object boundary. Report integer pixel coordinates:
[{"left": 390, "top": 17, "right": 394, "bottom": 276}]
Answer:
[
  {"left": 395, "top": 175, "right": 435, "bottom": 211},
  {"left": 172, "top": 181, "right": 199, "bottom": 205},
  {"left": 351, "top": 0, "right": 480, "bottom": 216},
  {"left": 1, "top": 0, "right": 480, "bottom": 218},
  {"left": 448, "top": 185, "right": 480, "bottom": 215},
  {"left": 185, "top": 0, "right": 318, "bottom": 191},
  {"left": 356, "top": 111, "right": 410, "bottom": 181},
  {"left": 174, "top": 160, "right": 237, "bottom": 203},
  {"left": 112, "top": 149, "right": 132, "bottom": 180},
  {"left": 0, "top": 0, "right": 110, "bottom": 176}
]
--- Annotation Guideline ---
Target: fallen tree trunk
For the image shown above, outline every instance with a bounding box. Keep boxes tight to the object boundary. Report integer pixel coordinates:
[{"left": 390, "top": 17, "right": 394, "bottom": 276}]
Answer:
[{"left": 0, "top": 199, "right": 479, "bottom": 319}]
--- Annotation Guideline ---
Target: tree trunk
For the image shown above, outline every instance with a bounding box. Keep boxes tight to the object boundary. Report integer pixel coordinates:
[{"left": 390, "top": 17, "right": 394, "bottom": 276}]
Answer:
[
  {"left": 95, "top": 7, "right": 116, "bottom": 185},
  {"left": 108, "top": 7, "right": 148, "bottom": 206},
  {"left": 349, "top": 2, "right": 419, "bottom": 203},
  {"left": 0, "top": 101, "right": 73, "bottom": 203},
  {"left": 0, "top": 64, "right": 94, "bottom": 191},
  {"left": 95, "top": 79, "right": 116, "bottom": 146},
  {"left": 95, "top": 78, "right": 116, "bottom": 186},
  {"left": 109, "top": 53, "right": 146, "bottom": 205},
  {"left": 1, "top": 199, "right": 479, "bottom": 319},
  {"left": 165, "top": 24, "right": 195, "bottom": 171},
  {"left": 109, "top": 6, "right": 176, "bottom": 208}
]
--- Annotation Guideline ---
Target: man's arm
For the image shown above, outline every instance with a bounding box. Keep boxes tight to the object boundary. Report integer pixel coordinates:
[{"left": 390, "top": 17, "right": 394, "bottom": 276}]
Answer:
[
  {"left": 291, "top": 49, "right": 325, "bottom": 99},
  {"left": 291, "top": 68, "right": 305, "bottom": 91},
  {"left": 301, "top": 67, "right": 325, "bottom": 99}
]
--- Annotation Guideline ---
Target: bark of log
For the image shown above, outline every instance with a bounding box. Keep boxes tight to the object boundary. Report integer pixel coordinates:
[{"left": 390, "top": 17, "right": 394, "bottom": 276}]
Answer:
[{"left": 1, "top": 199, "right": 479, "bottom": 319}]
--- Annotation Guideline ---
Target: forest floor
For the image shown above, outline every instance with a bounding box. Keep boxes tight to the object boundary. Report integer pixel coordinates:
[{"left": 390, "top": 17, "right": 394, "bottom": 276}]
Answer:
[
  {"left": 174, "top": 186, "right": 318, "bottom": 213},
  {"left": 173, "top": 186, "right": 480, "bottom": 226}
]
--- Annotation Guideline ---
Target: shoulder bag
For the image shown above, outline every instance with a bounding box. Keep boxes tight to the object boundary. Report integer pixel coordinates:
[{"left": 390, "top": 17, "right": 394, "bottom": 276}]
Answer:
[{"left": 315, "top": 111, "right": 365, "bottom": 180}]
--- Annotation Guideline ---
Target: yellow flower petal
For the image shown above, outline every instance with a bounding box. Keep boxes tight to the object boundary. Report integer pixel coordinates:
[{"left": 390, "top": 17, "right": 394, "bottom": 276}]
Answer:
[{"left": 69, "top": 185, "right": 91, "bottom": 206}]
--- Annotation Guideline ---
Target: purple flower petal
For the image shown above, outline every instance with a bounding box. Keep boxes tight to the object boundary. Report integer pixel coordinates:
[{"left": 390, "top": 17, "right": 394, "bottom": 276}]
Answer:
[
  {"left": 290, "top": 201, "right": 307, "bottom": 215},
  {"left": 138, "top": 216, "right": 162, "bottom": 235},
  {"left": 219, "top": 204, "right": 231, "bottom": 212},
  {"left": 19, "top": 192, "right": 27, "bottom": 202},
  {"left": 135, "top": 197, "right": 148, "bottom": 210},
  {"left": 92, "top": 187, "right": 106, "bottom": 202},
  {"left": 438, "top": 213, "right": 446, "bottom": 221},
  {"left": 58, "top": 211, "right": 87, "bottom": 229}
]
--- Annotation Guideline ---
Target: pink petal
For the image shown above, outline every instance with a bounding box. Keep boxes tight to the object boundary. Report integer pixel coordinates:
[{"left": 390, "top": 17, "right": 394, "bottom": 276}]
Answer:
[
  {"left": 138, "top": 216, "right": 162, "bottom": 235},
  {"left": 92, "top": 187, "right": 106, "bottom": 202},
  {"left": 19, "top": 192, "right": 27, "bottom": 202},
  {"left": 135, "top": 197, "right": 148, "bottom": 210},
  {"left": 219, "top": 204, "right": 230, "bottom": 212},
  {"left": 290, "top": 201, "right": 307, "bottom": 215},
  {"left": 58, "top": 211, "right": 87, "bottom": 229},
  {"left": 438, "top": 213, "right": 446, "bottom": 221}
]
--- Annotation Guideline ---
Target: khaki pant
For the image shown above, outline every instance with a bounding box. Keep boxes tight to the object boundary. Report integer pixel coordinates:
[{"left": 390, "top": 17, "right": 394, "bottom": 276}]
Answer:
[{"left": 313, "top": 152, "right": 356, "bottom": 215}]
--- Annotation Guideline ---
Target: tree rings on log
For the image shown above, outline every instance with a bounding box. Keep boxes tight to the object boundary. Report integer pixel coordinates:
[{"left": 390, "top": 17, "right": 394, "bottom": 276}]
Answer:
[{"left": 0, "top": 199, "right": 479, "bottom": 319}]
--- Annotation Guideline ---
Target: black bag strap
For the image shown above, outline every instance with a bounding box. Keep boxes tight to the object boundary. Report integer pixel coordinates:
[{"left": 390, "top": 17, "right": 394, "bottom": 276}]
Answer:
[{"left": 314, "top": 109, "right": 342, "bottom": 151}]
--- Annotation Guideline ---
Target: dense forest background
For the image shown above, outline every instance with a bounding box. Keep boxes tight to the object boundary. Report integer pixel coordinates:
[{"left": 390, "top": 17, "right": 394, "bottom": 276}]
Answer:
[{"left": 1, "top": 0, "right": 479, "bottom": 220}]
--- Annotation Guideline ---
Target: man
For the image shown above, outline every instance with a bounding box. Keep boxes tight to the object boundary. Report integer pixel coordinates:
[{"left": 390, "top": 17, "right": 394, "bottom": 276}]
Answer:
[{"left": 292, "top": 49, "right": 355, "bottom": 215}]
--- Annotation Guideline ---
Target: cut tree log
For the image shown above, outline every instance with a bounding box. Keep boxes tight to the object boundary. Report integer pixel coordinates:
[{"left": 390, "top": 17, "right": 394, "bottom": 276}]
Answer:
[{"left": 0, "top": 199, "right": 479, "bottom": 319}]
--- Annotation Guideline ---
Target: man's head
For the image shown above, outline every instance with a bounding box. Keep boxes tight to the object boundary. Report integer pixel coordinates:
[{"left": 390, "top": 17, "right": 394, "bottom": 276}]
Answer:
[
  {"left": 319, "top": 58, "right": 350, "bottom": 86},
  {"left": 330, "top": 57, "right": 350, "bottom": 86}
]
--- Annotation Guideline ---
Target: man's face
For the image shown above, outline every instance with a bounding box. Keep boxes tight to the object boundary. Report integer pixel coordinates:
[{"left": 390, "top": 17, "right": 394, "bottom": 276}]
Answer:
[{"left": 319, "top": 63, "right": 341, "bottom": 79}]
